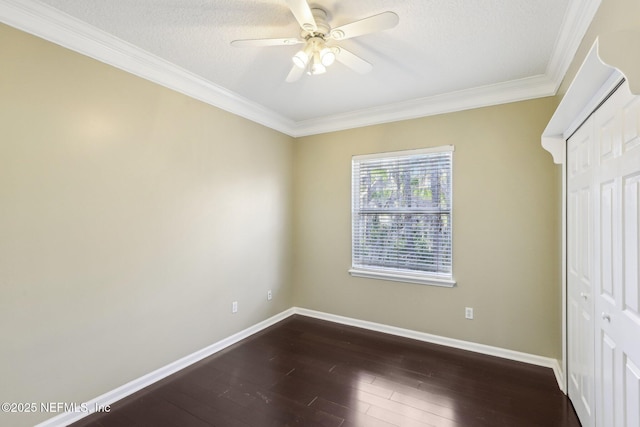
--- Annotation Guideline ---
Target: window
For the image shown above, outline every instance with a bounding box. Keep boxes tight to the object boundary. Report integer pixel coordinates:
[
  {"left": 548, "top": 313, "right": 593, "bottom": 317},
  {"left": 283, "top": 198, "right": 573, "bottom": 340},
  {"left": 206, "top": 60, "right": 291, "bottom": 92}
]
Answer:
[{"left": 349, "top": 146, "right": 455, "bottom": 287}]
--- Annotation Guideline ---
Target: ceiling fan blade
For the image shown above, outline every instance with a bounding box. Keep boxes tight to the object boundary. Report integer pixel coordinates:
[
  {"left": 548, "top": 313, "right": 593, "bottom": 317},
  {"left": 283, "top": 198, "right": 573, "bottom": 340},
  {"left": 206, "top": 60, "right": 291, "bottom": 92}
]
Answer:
[
  {"left": 285, "top": 0, "right": 317, "bottom": 32},
  {"left": 330, "top": 11, "right": 399, "bottom": 40},
  {"left": 286, "top": 65, "right": 305, "bottom": 83},
  {"left": 335, "top": 47, "right": 372, "bottom": 74},
  {"left": 231, "top": 38, "right": 303, "bottom": 47}
]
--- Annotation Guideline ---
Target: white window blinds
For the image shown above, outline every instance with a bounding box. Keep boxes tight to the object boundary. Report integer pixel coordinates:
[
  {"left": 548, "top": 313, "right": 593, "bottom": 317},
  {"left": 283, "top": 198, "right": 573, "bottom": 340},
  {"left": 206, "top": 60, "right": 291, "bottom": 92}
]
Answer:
[{"left": 350, "top": 146, "right": 454, "bottom": 286}]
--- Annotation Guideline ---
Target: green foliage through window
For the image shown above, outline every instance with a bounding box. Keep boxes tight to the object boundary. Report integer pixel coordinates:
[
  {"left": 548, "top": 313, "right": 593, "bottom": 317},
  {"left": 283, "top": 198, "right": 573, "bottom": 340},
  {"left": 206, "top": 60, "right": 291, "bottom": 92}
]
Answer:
[{"left": 352, "top": 148, "right": 453, "bottom": 277}]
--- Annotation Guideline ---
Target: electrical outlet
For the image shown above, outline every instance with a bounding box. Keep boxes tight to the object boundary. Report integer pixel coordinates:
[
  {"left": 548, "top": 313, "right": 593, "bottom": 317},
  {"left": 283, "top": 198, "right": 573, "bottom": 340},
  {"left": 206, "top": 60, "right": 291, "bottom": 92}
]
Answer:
[
  {"left": 267, "top": 290, "right": 272, "bottom": 301},
  {"left": 465, "top": 307, "right": 474, "bottom": 319},
  {"left": 232, "top": 301, "right": 238, "bottom": 313}
]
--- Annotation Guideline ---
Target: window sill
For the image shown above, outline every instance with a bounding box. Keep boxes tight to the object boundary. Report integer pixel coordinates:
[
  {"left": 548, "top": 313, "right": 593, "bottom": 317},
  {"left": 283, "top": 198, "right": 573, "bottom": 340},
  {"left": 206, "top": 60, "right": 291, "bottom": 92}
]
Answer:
[{"left": 348, "top": 268, "right": 456, "bottom": 288}]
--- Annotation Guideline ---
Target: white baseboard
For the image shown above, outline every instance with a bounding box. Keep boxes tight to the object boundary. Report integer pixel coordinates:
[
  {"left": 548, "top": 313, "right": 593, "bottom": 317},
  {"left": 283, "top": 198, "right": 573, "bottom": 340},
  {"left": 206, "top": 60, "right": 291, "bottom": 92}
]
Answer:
[
  {"left": 293, "top": 307, "right": 565, "bottom": 392},
  {"left": 35, "top": 308, "right": 295, "bottom": 427},
  {"left": 37, "top": 306, "right": 564, "bottom": 426}
]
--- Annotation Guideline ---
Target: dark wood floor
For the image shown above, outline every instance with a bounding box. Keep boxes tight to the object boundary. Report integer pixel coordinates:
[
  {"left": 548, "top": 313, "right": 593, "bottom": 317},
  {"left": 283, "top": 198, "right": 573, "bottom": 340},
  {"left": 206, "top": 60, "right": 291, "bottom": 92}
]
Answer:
[{"left": 70, "top": 315, "right": 581, "bottom": 427}]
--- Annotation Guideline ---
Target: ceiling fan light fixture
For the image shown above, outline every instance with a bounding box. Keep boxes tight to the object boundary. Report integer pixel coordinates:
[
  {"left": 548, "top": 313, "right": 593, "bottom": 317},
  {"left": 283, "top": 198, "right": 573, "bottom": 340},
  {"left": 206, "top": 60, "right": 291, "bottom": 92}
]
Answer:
[
  {"left": 320, "top": 47, "right": 336, "bottom": 66},
  {"left": 292, "top": 44, "right": 312, "bottom": 69},
  {"left": 292, "top": 51, "right": 308, "bottom": 68},
  {"left": 309, "top": 62, "right": 326, "bottom": 75},
  {"left": 308, "top": 51, "right": 326, "bottom": 75}
]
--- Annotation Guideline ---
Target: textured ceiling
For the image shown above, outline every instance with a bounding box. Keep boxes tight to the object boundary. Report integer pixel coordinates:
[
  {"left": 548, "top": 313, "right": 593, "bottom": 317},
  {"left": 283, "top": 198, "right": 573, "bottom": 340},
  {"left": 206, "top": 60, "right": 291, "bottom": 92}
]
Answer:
[{"left": 6, "top": 0, "right": 596, "bottom": 134}]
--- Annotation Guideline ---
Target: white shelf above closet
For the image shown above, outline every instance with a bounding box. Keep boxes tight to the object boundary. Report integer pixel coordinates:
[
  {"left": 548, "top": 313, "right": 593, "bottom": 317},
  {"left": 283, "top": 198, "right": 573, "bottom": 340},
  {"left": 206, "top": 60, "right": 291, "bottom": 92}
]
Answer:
[{"left": 542, "top": 31, "right": 640, "bottom": 164}]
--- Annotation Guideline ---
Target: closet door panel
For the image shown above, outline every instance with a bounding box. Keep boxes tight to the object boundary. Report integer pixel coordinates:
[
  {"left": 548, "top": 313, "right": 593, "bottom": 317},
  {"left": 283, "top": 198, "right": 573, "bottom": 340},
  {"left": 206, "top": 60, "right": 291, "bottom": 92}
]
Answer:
[
  {"left": 599, "top": 332, "right": 617, "bottom": 426},
  {"left": 624, "top": 358, "right": 640, "bottom": 427},
  {"left": 593, "top": 82, "right": 640, "bottom": 427},
  {"left": 621, "top": 173, "right": 640, "bottom": 427},
  {"left": 623, "top": 173, "right": 640, "bottom": 317},
  {"left": 568, "top": 118, "right": 596, "bottom": 427}
]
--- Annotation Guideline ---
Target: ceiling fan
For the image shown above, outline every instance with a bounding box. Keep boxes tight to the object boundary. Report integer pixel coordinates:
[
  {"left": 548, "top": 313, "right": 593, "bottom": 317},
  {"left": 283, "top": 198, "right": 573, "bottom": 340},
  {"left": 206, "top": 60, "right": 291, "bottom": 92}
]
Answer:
[{"left": 231, "top": 0, "right": 399, "bottom": 82}]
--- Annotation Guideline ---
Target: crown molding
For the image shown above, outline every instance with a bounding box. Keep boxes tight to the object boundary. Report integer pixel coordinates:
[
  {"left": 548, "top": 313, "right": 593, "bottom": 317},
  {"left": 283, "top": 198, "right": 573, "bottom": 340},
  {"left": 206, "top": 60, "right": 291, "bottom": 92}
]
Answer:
[
  {"left": 545, "top": 0, "right": 603, "bottom": 92},
  {"left": 1, "top": 0, "right": 600, "bottom": 137},
  {"left": 290, "top": 74, "right": 557, "bottom": 136}
]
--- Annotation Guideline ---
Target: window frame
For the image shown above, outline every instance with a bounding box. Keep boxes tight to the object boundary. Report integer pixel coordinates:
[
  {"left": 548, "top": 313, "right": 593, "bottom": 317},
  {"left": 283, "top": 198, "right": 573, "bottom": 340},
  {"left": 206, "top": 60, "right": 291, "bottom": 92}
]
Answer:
[{"left": 348, "top": 145, "right": 456, "bottom": 287}]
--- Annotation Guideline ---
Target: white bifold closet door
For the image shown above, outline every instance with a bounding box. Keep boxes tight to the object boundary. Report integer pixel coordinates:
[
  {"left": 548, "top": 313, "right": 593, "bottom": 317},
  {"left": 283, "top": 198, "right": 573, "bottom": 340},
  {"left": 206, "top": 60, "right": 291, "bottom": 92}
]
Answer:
[
  {"left": 567, "top": 93, "right": 597, "bottom": 427},
  {"left": 567, "top": 80, "right": 640, "bottom": 427}
]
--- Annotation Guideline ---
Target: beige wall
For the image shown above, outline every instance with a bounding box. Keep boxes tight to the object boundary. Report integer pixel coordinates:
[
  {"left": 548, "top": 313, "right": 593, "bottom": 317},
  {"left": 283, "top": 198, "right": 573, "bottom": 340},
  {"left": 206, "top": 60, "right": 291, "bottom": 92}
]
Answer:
[
  {"left": 0, "top": 24, "right": 294, "bottom": 426},
  {"left": 292, "top": 98, "right": 561, "bottom": 358}
]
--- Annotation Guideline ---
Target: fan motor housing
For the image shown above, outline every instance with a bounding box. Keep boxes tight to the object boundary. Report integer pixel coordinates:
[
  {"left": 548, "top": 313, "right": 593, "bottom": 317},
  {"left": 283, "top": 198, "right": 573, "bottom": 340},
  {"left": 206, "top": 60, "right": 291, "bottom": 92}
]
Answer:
[{"left": 306, "top": 7, "right": 331, "bottom": 37}]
